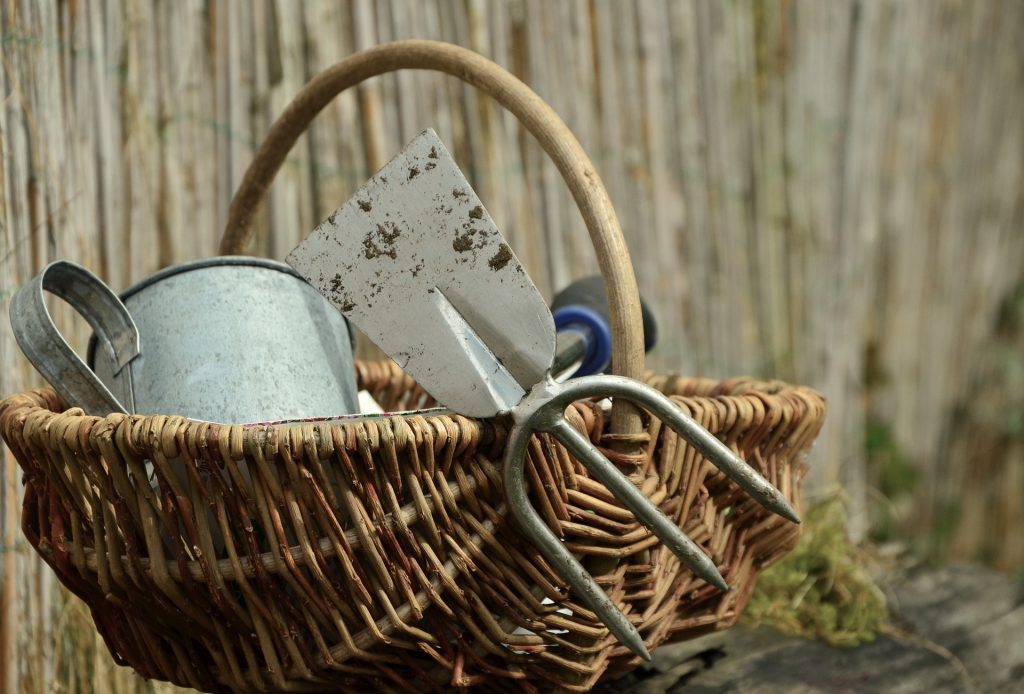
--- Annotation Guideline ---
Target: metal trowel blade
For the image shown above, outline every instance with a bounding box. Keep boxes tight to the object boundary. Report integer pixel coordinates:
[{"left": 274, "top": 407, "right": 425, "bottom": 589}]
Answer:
[{"left": 286, "top": 129, "right": 556, "bottom": 418}]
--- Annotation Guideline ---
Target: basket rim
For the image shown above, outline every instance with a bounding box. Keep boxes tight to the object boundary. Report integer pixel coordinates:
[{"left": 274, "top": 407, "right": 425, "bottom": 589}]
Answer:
[
  {"left": 0, "top": 373, "right": 826, "bottom": 432},
  {"left": 0, "top": 373, "right": 827, "bottom": 470}
]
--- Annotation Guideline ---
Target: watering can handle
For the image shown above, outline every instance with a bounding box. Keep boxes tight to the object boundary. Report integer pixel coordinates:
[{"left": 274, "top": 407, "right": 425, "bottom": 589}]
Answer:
[
  {"left": 219, "top": 39, "right": 645, "bottom": 437},
  {"left": 9, "top": 261, "right": 139, "bottom": 416}
]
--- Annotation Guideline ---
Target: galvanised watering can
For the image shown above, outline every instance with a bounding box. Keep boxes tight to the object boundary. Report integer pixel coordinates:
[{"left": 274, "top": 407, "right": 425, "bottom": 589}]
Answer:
[{"left": 10, "top": 256, "right": 359, "bottom": 424}]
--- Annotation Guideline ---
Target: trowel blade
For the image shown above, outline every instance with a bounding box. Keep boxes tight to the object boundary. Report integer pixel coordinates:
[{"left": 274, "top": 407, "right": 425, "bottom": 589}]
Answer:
[{"left": 286, "top": 129, "right": 555, "bottom": 418}]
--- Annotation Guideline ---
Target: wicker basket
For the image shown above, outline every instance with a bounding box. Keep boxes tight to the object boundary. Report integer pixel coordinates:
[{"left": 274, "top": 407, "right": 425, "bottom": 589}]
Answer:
[{"left": 0, "top": 41, "right": 826, "bottom": 692}]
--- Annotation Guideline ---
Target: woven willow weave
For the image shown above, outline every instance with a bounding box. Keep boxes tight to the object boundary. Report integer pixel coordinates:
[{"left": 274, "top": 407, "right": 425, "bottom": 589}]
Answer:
[{"left": 0, "top": 361, "right": 824, "bottom": 692}]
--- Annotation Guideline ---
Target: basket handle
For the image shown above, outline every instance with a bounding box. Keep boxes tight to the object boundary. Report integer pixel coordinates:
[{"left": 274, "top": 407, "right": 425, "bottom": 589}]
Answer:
[{"left": 219, "top": 41, "right": 644, "bottom": 388}]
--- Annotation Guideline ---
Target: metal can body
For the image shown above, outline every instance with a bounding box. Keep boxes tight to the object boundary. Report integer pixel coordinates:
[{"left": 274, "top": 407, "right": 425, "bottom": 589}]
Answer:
[{"left": 89, "top": 256, "right": 359, "bottom": 424}]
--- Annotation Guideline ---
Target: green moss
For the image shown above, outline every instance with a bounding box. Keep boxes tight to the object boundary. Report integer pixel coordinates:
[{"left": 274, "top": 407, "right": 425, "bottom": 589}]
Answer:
[{"left": 743, "top": 495, "right": 887, "bottom": 646}]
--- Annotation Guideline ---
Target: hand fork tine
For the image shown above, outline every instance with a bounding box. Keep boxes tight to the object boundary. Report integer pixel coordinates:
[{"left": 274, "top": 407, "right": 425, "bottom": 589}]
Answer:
[{"left": 503, "top": 374, "right": 800, "bottom": 660}]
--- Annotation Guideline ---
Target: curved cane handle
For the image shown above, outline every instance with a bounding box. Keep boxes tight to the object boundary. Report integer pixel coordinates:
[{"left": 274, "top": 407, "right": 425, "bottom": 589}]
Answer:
[{"left": 218, "top": 41, "right": 644, "bottom": 413}]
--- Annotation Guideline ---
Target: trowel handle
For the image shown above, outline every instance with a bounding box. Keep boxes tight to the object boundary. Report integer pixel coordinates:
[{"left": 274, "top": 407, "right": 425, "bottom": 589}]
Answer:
[
  {"left": 552, "top": 276, "right": 659, "bottom": 377},
  {"left": 9, "top": 261, "right": 139, "bottom": 415}
]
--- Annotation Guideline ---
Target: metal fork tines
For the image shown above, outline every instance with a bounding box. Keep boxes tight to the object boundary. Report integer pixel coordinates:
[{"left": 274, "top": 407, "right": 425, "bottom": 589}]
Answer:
[{"left": 502, "top": 375, "right": 799, "bottom": 660}]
